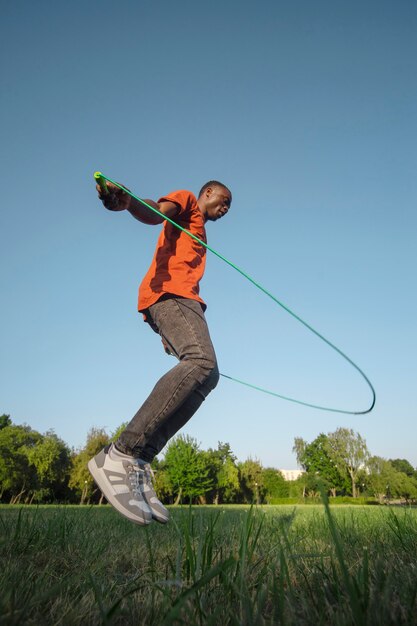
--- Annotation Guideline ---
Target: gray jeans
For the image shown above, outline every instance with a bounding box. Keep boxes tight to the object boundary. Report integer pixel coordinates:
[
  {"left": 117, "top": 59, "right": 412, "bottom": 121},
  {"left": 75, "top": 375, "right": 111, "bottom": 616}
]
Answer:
[{"left": 116, "top": 296, "right": 219, "bottom": 462}]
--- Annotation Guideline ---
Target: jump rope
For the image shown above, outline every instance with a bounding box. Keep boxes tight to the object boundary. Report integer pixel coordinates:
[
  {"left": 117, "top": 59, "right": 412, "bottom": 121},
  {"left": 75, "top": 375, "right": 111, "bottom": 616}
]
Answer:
[{"left": 94, "top": 172, "right": 376, "bottom": 416}]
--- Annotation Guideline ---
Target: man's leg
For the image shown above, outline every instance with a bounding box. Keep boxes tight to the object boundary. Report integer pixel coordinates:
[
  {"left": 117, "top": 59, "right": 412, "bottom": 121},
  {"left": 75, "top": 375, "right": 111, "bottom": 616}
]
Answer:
[
  {"left": 116, "top": 297, "right": 219, "bottom": 461},
  {"left": 88, "top": 296, "right": 218, "bottom": 525}
]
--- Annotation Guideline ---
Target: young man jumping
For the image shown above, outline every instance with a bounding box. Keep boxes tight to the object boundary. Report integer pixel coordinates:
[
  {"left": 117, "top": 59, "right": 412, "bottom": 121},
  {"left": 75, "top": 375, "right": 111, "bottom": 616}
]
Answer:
[{"left": 88, "top": 178, "right": 232, "bottom": 526}]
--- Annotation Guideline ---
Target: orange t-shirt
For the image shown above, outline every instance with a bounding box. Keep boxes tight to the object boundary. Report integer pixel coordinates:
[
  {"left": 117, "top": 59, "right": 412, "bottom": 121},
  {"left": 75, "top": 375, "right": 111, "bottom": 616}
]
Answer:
[{"left": 138, "top": 190, "right": 207, "bottom": 313}]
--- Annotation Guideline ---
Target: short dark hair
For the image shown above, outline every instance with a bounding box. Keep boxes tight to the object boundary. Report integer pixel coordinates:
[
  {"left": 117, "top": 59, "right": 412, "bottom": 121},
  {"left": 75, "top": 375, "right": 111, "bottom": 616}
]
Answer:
[{"left": 198, "top": 180, "right": 231, "bottom": 198}]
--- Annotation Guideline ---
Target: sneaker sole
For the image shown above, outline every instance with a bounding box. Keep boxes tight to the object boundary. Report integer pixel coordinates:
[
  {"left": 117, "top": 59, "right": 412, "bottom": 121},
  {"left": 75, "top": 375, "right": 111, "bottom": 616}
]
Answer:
[{"left": 150, "top": 510, "right": 170, "bottom": 524}]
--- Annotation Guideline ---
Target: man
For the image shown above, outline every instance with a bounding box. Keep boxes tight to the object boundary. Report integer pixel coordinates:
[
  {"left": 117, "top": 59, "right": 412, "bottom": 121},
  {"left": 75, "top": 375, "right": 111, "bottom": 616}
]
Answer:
[{"left": 88, "top": 178, "right": 232, "bottom": 526}]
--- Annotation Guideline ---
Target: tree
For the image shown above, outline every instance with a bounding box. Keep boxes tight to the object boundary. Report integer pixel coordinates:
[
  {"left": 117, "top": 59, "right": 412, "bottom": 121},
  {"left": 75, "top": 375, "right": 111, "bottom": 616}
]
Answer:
[
  {"left": 287, "top": 467, "right": 329, "bottom": 499},
  {"left": 205, "top": 442, "right": 240, "bottom": 504},
  {"left": 0, "top": 414, "right": 12, "bottom": 430},
  {"left": 366, "top": 456, "right": 417, "bottom": 503},
  {"left": 287, "top": 475, "right": 308, "bottom": 498},
  {"left": 163, "top": 435, "right": 214, "bottom": 504},
  {"left": 325, "top": 428, "right": 369, "bottom": 498},
  {"left": 389, "top": 458, "right": 417, "bottom": 479},
  {"left": 293, "top": 437, "right": 307, "bottom": 469},
  {"left": 0, "top": 422, "right": 41, "bottom": 502},
  {"left": 25, "top": 430, "right": 71, "bottom": 502},
  {"left": 394, "top": 473, "right": 417, "bottom": 503},
  {"left": 293, "top": 433, "right": 349, "bottom": 496},
  {"left": 69, "top": 428, "right": 110, "bottom": 504},
  {"left": 262, "top": 468, "right": 289, "bottom": 502},
  {"left": 366, "top": 456, "right": 398, "bottom": 503},
  {"left": 111, "top": 422, "right": 129, "bottom": 442},
  {"left": 150, "top": 457, "right": 173, "bottom": 504},
  {"left": 238, "top": 458, "right": 264, "bottom": 504},
  {"left": 216, "top": 456, "right": 240, "bottom": 503}
]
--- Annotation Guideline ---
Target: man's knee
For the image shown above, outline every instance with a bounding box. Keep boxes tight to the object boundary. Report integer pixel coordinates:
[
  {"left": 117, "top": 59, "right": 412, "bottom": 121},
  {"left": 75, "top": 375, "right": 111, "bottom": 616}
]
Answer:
[
  {"left": 207, "top": 363, "right": 220, "bottom": 390},
  {"left": 197, "top": 361, "right": 219, "bottom": 396}
]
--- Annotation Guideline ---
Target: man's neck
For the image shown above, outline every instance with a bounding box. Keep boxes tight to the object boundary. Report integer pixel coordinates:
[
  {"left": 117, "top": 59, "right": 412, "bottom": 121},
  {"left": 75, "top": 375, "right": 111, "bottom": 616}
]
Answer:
[{"left": 197, "top": 200, "right": 207, "bottom": 222}]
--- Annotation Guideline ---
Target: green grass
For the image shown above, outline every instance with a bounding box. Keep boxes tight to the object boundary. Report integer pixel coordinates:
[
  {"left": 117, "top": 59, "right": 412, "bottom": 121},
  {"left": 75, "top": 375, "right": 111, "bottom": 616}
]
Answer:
[{"left": 1, "top": 503, "right": 416, "bottom": 625}]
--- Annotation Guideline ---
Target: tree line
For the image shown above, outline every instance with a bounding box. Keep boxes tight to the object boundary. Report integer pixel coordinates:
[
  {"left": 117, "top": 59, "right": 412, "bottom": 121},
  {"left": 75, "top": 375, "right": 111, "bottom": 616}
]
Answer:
[{"left": 1, "top": 414, "right": 416, "bottom": 505}]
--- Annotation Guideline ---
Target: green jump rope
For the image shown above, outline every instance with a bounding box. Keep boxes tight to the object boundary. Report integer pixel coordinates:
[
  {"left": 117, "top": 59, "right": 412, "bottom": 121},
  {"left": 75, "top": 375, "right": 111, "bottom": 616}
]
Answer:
[{"left": 94, "top": 172, "right": 376, "bottom": 416}]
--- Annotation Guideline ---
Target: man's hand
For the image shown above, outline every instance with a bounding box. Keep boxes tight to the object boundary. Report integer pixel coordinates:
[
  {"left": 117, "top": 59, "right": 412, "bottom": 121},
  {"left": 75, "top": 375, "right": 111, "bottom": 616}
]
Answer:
[{"left": 97, "top": 181, "right": 131, "bottom": 212}]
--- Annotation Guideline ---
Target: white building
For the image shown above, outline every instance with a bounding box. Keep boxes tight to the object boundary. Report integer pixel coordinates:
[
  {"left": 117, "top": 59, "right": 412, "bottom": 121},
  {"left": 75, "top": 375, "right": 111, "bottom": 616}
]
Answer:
[{"left": 279, "top": 469, "right": 304, "bottom": 481}]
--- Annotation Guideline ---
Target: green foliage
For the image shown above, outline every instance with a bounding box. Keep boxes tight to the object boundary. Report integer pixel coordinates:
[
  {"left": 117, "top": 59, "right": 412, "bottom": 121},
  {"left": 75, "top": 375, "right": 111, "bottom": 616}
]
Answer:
[
  {"left": 325, "top": 427, "right": 369, "bottom": 497},
  {"left": 295, "top": 428, "right": 370, "bottom": 498},
  {"left": 366, "top": 456, "right": 417, "bottom": 503},
  {"left": 293, "top": 433, "right": 350, "bottom": 495},
  {"left": 24, "top": 430, "right": 71, "bottom": 502},
  {"left": 287, "top": 475, "right": 308, "bottom": 498},
  {"left": 111, "top": 421, "right": 129, "bottom": 442},
  {"left": 216, "top": 456, "right": 240, "bottom": 502},
  {"left": 68, "top": 427, "right": 110, "bottom": 503},
  {"left": 294, "top": 431, "right": 417, "bottom": 505},
  {"left": 204, "top": 442, "right": 240, "bottom": 504},
  {"left": 163, "top": 435, "right": 214, "bottom": 503},
  {"left": 0, "top": 421, "right": 72, "bottom": 503},
  {"left": 0, "top": 414, "right": 12, "bottom": 430},
  {"left": 0, "top": 423, "right": 42, "bottom": 502},
  {"left": 262, "top": 468, "right": 289, "bottom": 501},
  {"left": 152, "top": 460, "right": 174, "bottom": 503},
  {"left": 389, "top": 458, "right": 417, "bottom": 479},
  {"left": 238, "top": 458, "right": 264, "bottom": 504},
  {"left": 1, "top": 413, "right": 416, "bottom": 508},
  {"left": 292, "top": 436, "right": 307, "bottom": 468}
]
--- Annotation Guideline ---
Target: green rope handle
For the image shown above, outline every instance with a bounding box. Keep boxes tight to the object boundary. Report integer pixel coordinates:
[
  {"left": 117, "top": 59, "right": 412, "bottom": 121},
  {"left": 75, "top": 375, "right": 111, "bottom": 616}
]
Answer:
[
  {"left": 94, "top": 171, "right": 376, "bottom": 415},
  {"left": 94, "top": 171, "right": 109, "bottom": 195}
]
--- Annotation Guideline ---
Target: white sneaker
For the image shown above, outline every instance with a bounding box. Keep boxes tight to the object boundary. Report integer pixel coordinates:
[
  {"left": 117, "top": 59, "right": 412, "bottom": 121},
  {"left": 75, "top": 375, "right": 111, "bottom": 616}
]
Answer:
[
  {"left": 141, "top": 463, "right": 170, "bottom": 524},
  {"left": 88, "top": 443, "right": 152, "bottom": 525}
]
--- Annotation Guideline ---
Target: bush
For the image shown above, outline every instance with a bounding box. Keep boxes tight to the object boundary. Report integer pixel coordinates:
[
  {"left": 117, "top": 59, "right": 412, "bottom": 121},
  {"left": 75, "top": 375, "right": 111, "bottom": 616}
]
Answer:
[{"left": 264, "top": 496, "right": 378, "bottom": 506}]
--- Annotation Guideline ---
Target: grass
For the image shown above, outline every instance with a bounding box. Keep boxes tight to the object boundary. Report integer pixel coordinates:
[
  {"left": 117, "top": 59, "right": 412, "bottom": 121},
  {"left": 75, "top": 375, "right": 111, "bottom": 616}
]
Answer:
[{"left": 0, "top": 502, "right": 416, "bottom": 625}]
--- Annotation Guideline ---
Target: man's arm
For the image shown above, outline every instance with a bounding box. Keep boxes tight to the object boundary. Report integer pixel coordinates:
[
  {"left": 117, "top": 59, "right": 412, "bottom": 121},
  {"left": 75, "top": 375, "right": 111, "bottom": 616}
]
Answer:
[
  {"left": 127, "top": 197, "right": 179, "bottom": 225},
  {"left": 97, "top": 181, "right": 179, "bottom": 225}
]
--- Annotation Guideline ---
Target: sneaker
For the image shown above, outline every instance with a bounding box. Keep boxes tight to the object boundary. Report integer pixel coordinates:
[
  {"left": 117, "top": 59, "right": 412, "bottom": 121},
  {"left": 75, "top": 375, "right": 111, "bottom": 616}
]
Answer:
[
  {"left": 88, "top": 443, "right": 152, "bottom": 525},
  {"left": 140, "top": 463, "right": 170, "bottom": 524}
]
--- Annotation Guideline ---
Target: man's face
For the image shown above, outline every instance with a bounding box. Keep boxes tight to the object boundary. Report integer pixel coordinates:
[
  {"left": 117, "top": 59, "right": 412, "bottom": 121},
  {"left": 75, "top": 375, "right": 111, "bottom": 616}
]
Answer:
[{"left": 204, "top": 186, "right": 232, "bottom": 222}]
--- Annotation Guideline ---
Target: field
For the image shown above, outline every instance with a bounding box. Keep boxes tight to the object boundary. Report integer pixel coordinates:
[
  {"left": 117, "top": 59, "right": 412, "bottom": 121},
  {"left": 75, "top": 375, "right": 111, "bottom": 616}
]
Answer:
[{"left": 1, "top": 502, "right": 417, "bottom": 625}]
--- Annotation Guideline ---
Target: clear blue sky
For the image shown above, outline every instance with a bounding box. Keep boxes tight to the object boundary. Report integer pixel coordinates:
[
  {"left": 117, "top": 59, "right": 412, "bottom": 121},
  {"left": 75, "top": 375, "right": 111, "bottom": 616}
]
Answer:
[{"left": 1, "top": 0, "right": 416, "bottom": 468}]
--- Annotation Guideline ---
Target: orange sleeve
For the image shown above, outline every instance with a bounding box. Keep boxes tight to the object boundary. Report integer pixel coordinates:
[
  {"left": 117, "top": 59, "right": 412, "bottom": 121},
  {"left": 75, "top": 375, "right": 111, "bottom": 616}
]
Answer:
[{"left": 157, "top": 190, "right": 195, "bottom": 217}]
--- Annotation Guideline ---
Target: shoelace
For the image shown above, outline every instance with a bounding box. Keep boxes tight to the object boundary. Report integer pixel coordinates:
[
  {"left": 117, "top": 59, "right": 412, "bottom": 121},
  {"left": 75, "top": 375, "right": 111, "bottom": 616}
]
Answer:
[
  {"left": 127, "top": 464, "right": 145, "bottom": 497},
  {"left": 144, "top": 463, "right": 154, "bottom": 480},
  {"left": 142, "top": 464, "right": 157, "bottom": 492}
]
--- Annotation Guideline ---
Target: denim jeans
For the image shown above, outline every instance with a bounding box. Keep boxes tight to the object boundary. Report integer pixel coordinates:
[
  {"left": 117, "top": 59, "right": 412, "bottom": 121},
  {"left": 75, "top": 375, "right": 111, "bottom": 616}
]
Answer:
[{"left": 116, "top": 296, "right": 219, "bottom": 462}]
